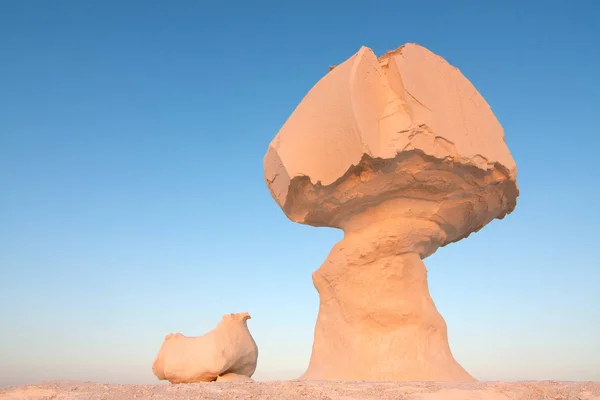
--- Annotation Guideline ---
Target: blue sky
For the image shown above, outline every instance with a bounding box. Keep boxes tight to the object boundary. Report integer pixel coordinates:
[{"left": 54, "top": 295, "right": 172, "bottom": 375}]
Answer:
[{"left": 1, "top": 0, "right": 599, "bottom": 385}]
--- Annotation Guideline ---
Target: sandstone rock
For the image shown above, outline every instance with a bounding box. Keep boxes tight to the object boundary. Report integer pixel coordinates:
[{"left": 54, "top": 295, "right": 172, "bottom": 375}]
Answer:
[
  {"left": 263, "top": 43, "right": 519, "bottom": 381},
  {"left": 151, "top": 312, "right": 258, "bottom": 383}
]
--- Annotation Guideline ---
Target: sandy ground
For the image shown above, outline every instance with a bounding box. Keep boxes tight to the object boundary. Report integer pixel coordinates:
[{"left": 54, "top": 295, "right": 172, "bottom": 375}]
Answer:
[{"left": 1, "top": 380, "right": 599, "bottom": 400}]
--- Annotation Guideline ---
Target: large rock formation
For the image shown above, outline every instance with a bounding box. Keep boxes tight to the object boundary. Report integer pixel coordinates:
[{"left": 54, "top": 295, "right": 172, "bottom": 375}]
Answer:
[
  {"left": 263, "top": 43, "right": 519, "bottom": 381},
  {"left": 152, "top": 312, "right": 258, "bottom": 383}
]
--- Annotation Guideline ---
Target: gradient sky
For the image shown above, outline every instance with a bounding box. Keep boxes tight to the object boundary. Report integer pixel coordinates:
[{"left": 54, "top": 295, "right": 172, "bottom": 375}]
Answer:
[{"left": 1, "top": 0, "right": 599, "bottom": 386}]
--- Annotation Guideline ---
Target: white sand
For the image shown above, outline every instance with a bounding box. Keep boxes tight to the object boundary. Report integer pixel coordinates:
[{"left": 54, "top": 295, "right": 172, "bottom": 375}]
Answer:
[{"left": 1, "top": 380, "right": 599, "bottom": 400}]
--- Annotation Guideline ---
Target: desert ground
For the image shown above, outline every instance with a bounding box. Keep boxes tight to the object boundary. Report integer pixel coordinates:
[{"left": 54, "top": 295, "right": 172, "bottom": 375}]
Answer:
[{"left": 1, "top": 380, "right": 599, "bottom": 400}]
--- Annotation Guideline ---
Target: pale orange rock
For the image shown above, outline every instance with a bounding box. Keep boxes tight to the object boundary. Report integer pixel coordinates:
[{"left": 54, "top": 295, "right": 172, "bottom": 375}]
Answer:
[
  {"left": 152, "top": 312, "right": 258, "bottom": 383},
  {"left": 263, "top": 43, "right": 519, "bottom": 382},
  {"left": 216, "top": 373, "right": 254, "bottom": 382}
]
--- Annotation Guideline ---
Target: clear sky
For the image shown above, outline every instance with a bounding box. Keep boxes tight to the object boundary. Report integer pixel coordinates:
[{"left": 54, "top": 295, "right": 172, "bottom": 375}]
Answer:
[{"left": 1, "top": 0, "right": 599, "bottom": 386}]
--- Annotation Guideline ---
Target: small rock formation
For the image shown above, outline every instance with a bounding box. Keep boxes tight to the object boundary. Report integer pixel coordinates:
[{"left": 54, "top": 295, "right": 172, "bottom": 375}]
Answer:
[
  {"left": 216, "top": 373, "right": 254, "bottom": 382},
  {"left": 152, "top": 312, "right": 258, "bottom": 383},
  {"left": 263, "top": 43, "right": 519, "bottom": 381}
]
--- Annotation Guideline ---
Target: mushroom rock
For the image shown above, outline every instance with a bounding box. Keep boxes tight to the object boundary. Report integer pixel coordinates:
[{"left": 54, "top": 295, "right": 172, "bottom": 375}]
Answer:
[
  {"left": 263, "top": 43, "right": 519, "bottom": 382},
  {"left": 152, "top": 312, "right": 258, "bottom": 383}
]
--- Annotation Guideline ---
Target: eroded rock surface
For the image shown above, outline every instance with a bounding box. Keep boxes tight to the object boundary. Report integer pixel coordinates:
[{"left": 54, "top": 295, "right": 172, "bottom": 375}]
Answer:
[
  {"left": 152, "top": 312, "right": 258, "bottom": 383},
  {"left": 263, "top": 43, "right": 519, "bottom": 381},
  {"left": 216, "top": 373, "right": 254, "bottom": 382}
]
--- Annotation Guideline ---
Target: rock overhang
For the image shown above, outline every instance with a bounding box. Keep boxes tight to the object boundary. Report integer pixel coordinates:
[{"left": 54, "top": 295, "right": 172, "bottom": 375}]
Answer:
[
  {"left": 264, "top": 42, "right": 518, "bottom": 240},
  {"left": 283, "top": 150, "right": 517, "bottom": 251}
]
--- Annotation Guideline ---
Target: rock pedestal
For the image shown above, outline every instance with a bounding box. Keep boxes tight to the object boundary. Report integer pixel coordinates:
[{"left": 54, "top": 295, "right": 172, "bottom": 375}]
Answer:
[{"left": 302, "top": 209, "right": 471, "bottom": 381}]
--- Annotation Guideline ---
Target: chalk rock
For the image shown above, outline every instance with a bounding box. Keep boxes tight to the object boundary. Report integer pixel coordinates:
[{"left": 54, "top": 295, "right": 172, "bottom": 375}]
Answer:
[
  {"left": 152, "top": 312, "right": 258, "bottom": 383},
  {"left": 263, "top": 43, "right": 519, "bottom": 381},
  {"left": 216, "top": 373, "right": 254, "bottom": 382}
]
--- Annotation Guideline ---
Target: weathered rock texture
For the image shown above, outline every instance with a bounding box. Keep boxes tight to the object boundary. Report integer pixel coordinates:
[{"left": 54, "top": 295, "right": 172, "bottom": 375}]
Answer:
[
  {"left": 152, "top": 312, "right": 258, "bottom": 383},
  {"left": 216, "top": 373, "right": 254, "bottom": 382},
  {"left": 263, "top": 43, "right": 519, "bottom": 381}
]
